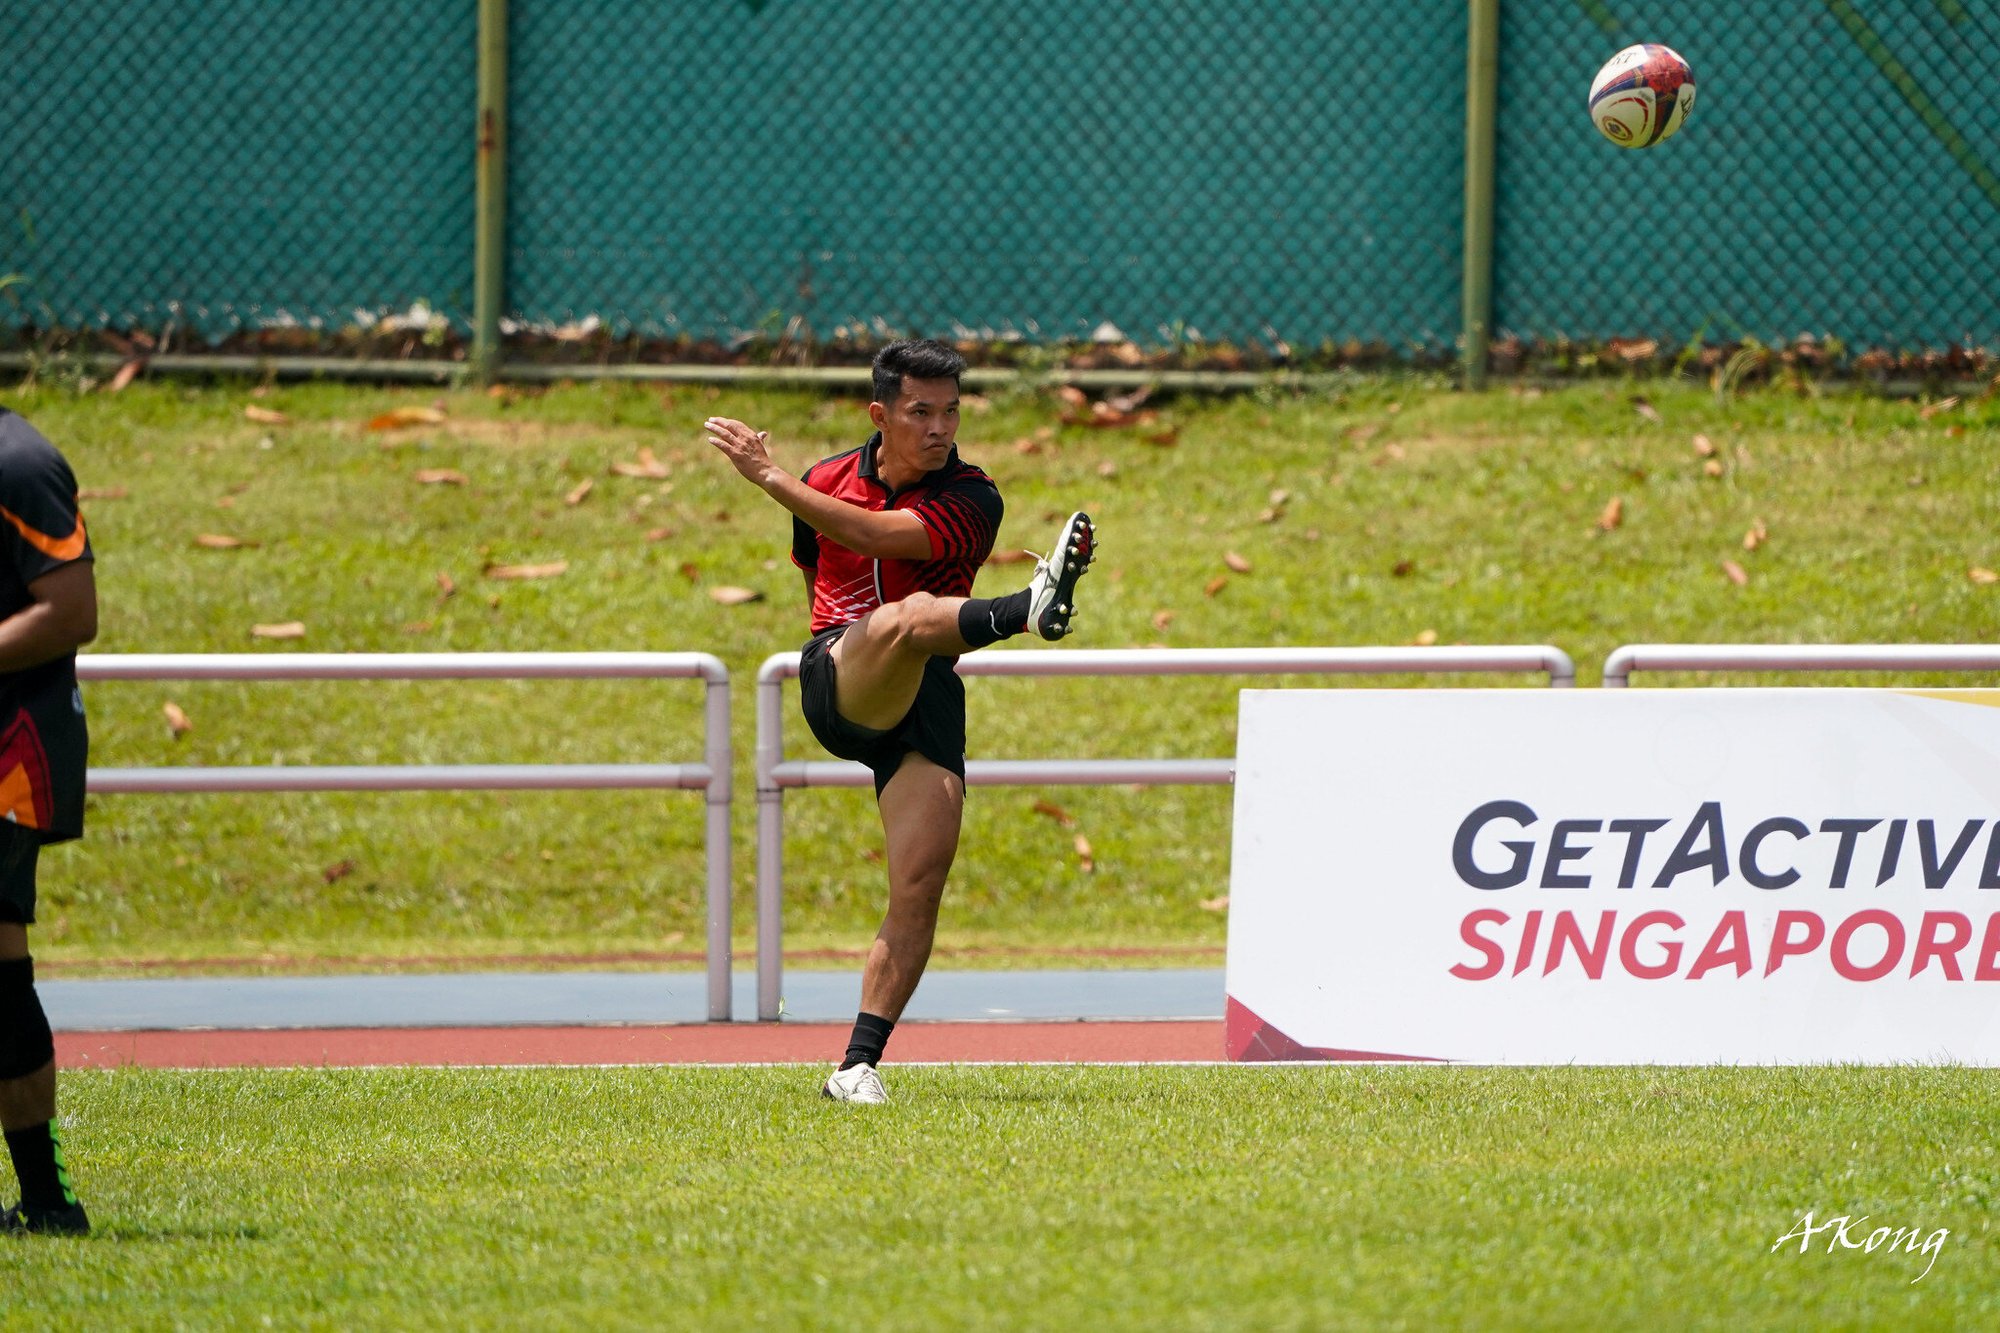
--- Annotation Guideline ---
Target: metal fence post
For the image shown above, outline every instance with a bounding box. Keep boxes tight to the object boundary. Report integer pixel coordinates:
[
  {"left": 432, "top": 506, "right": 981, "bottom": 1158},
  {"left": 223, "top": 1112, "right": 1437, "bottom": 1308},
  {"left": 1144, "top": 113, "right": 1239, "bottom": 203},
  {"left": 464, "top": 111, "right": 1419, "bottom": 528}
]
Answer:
[
  {"left": 1461, "top": 0, "right": 1500, "bottom": 391},
  {"left": 471, "top": 0, "right": 510, "bottom": 384},
  {"left": 699, "top": 659, "right": 733, "bottom": 1022},
  {"left": 755, "top": 658, "right": 788, "bottom": 1022}
]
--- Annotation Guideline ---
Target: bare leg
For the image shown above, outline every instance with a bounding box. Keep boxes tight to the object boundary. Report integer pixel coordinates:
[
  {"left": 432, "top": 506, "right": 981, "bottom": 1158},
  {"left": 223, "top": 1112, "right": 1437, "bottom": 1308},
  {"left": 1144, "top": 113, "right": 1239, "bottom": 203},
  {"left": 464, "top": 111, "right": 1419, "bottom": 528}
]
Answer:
[
  {"left": 859, "top": 752, "right": 964, "bottom": 1021},
  {"left": 0, "top": 922, "right": 54, "bottom": 1131},
  {"left": 829, "top": 592, "right": 979, "bottom": 732}
]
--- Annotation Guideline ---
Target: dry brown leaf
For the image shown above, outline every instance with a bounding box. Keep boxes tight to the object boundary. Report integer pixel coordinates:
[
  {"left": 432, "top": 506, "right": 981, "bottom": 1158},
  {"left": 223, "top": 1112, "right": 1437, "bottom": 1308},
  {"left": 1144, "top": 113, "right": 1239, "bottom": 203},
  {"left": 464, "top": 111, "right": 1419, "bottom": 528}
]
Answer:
[
  {"left": 1692, "top": 434, "right": 1717, "bottom": 457},
  {"left": 1204, "top": 575, "right": 1229, "bottom": 598},
  {"left": 400, "top": 620, "right": 433, "bottom": 635},
  {"left": 860, "top": 847, "right": 884, "bottom": 864},
  {"left": 1918, "top": 396, "right": 1961, "bottom": 420},
  {"left": 162, "top": 701, "right": 192, "bottom": 738},
  {"left": 563, "top": 478, "right": 594, "bottom": 506},
  {"left": 415, "top": 468, "right": 468, "bottom": 486},
  {"left": 194, "top": 533, "right": 253, "bottom": 550},
  {"left": 244, "top": 404, "right": 289, "bottom": 425},
  {"left": 1970, "top": 568, "right": 2000, "bottom": 586},
  {"left": 1610, "top": 337, "right": 1659, "bottom": 363},
  {"left": 435, "top": 571, "right": 457, "bottom": 599},
  {"left": 610, "top": 447, "right": 672, "bottom": 479},
  {"left": 106, "top": 358, "right": 145, "bottom": 393},
  {"left": 1345, "top": 423, "right": 1381, "bottom": 443},
  {"left": 1055, "top": 385, "right": 1088, "bottom": 407},
  {"left": 1413, "top": 629, "right": 1439, "bottom": 647},
  {"left": 1061, "top": 403, "right": 1160, "bottom": 430},
  {"left": 1633, "top": 397, "right": 1663, "bottom": 425},
  {"left": 983, "top": 548, "right": 1035, "bottom": 566},
  {"left": 645, "top": 527, "right": 673, "bottom": 543},
  {"left": 1031, "top": 799, "right": 1077, "bottom": 827},
  {"left": 707, "top": 585, "right": 763, "bottom": 606},
  {"left": 1743, "top": 521, "right": 1769, "bottom": 552},
  {"left": 1096, "top": 460, "right": 1118, "bottom": 478},
  {"left": 1104, "top": 384, "right": 1154, "bottom": 415},
  {"left": 678, "top": 562, "right": 701, "bottom": 582},
  {"left": 79, "top": 486, "right": 128, "bottom": 501},
  {"left": 1703, "top": 459, "right": 1724, "bottom": 478},
  {"left": 214, "top": 496, "right": 237, "bottom": 510},
  {"left": 1223, "top": 551, "right": 1252, "bottom": 574},
  {"left": 484, "top": 561, "right": 568, "bottom": 581},
  {"left": 1598, "top": 496, "right": 1624, "bottom": 531},
  {"left": 322, "top": 859, "right": 356, "bottom": 884},
  {"left": 1142, "top": 428, "right": 1180, "bottom": 447},
  {"left": 1151, "top": 609, "right": 1177, "bottom": 631},
  {"left": 1199, "top": 896, "right": 1230, "bottom": 913},
  {"left": 1392, "top": 559, "right": 1416, "bottom": 578},
  {"left": 251, "top": 621, "right": 306, "bottom": 639},
  {"left": 365, "top": 406, "right": 447, "bottom": 431},
  {"left": 1721, "top": 560, "right": 1749, "bottom": 586},
  {"left": 1012, "top": 437, "right": 1044, "bottom": 455},
  {"left": 1074, "top": 834, "right": 1095, "bottom": 873}
]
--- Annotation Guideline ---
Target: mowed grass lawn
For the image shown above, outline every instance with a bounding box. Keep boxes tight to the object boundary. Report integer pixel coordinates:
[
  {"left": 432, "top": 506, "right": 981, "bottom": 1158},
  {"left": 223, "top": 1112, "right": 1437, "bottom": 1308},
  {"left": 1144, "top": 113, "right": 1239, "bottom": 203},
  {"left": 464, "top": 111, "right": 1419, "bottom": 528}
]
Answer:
[
  {"left": 7, "top": 1065, "right": 1997, "bottom": 1327},
  {"left": 3, "top": 375, "right": 1995, "bottom": 970}
]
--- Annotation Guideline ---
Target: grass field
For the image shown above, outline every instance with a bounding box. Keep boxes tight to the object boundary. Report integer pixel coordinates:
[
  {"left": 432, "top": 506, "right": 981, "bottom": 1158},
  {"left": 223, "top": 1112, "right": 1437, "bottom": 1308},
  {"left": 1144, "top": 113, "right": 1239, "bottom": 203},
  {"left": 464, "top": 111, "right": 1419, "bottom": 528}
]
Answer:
[
  {"left": 3, "top": 374, "right": 1994, "bottom": 970},
  {"left": 5, "top": 1064, "right": 1995, "bottom": 1327}
]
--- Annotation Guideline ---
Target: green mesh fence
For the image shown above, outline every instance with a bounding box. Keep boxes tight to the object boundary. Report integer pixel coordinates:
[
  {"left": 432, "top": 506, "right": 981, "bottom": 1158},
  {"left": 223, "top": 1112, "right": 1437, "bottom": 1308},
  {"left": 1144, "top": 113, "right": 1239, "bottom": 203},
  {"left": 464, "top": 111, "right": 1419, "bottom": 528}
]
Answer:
[
  {"left": 1497, "top": 0, "right": 2000, "bottom": 354},
  {"left": 0, "top": 2, "right": 1994, "bottom": 363},
  {"left": 506, "top": 0, "right": 1464, "bottom": 352},
  {"left": 0, "top": 0, "right": 474, "bottom": 340}
]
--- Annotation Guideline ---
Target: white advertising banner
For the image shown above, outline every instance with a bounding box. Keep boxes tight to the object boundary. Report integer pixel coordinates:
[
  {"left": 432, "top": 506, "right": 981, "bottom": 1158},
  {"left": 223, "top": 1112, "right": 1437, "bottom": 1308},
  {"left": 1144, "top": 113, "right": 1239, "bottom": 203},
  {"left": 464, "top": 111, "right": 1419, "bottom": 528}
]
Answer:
[{"left": 1225, "top": 689, "right": 2000, "bottom": 1064}]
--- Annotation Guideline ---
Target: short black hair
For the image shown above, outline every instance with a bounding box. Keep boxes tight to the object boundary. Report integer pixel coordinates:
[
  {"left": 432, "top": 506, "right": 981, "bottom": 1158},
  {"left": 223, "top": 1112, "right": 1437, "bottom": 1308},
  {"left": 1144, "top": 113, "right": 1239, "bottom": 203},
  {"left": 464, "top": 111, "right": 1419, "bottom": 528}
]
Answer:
[{"left": 871, "top": 338, "right": 966, "bottom": 407}]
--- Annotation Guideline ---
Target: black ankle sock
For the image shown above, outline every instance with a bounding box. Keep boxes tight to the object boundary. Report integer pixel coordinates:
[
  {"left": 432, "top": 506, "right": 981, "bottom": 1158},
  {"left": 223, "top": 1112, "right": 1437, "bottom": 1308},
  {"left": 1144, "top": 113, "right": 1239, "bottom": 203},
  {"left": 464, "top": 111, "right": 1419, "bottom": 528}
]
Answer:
[
  {"left": 957, "top": 589, "right": 1032, "bottom": 648},
  {"left": 840, "top": 1012, "right": 896, "bottom": 1070},
  {"left": 5, "top": 1120, "right": 76, "bottom": 1211}
]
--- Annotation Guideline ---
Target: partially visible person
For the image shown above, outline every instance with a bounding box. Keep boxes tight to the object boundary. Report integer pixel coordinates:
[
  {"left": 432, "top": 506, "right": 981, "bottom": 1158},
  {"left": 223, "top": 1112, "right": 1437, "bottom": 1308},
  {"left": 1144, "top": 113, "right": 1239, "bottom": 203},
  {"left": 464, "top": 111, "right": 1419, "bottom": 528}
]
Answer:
[{"left": 0, "top": 407, "right": 97, "bottom": 1235}]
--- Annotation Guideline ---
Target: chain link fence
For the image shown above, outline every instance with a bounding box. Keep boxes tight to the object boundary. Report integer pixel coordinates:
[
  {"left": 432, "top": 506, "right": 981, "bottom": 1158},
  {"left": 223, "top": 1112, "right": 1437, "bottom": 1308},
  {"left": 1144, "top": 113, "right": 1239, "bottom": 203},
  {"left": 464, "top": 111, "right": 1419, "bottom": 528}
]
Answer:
[
  {"left": 0, "top": 1, "right": 1993, "bottom": 372},
  {"left": 507, "top": 0, "right": 1461, "bottom": 358},
  {"left": 0, "top": 0, "right": 474, "bottom": 346},
  {"left": 1497, "top": 0, "right": 2000, "bottom": 366}
]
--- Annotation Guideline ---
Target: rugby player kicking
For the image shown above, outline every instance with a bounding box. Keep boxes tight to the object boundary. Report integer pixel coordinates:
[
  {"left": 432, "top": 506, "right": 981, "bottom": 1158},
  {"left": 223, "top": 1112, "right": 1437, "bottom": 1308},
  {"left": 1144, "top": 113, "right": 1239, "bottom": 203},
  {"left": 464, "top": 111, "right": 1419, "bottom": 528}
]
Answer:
[{"left": 705, "top": 338, "right": 1094, "bottom": 1104}]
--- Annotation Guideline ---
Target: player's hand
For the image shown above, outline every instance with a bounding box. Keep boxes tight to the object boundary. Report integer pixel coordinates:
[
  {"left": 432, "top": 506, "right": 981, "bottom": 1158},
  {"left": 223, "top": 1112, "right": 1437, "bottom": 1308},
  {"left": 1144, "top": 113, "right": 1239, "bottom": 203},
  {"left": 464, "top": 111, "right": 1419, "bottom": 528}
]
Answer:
[{"left": 703, "top": 417, "right": 778, "bottom": 485}]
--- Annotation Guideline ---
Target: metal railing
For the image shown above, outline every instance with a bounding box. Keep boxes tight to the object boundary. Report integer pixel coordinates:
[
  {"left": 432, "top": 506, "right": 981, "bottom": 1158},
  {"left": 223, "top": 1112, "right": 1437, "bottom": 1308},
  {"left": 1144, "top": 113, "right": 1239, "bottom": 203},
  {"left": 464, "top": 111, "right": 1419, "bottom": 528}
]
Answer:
[
  {"left": 1602, "top": 644, "right": 2000, "bottom": 688},
  {"left": 753, "top": 644, "right": 1575, "bottom": 1020},
  {"left": 78, "top": 652, "right": 734, "bottom": 1021}
]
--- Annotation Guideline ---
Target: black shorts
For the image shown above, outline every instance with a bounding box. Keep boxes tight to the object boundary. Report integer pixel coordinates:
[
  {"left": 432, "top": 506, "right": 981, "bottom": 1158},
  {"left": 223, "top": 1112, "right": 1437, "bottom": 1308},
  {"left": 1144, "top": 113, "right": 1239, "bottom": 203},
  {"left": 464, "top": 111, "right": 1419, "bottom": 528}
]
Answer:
[
  {"left": 0, "top": 822, "right": 42, "bottom": 925},
  {"left": 798, "top": 625, "right": 967, "bottom": 798}
]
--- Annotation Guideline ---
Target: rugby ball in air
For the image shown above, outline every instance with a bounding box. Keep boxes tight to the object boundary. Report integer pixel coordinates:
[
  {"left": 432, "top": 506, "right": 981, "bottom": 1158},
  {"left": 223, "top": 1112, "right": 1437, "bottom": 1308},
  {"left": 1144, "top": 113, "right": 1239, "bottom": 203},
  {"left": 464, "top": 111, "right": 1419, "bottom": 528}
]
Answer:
[{"left": 1589, "top": 44, "right": 1696, "bottom": 148}]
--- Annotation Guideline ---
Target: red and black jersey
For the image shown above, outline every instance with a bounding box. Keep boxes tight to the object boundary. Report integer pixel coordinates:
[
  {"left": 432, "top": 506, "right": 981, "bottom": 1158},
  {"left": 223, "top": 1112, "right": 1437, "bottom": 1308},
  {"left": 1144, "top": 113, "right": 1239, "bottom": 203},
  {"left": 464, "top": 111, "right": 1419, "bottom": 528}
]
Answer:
[{"left": 791, "top": 433, "right": 1003, "bottom": 634}]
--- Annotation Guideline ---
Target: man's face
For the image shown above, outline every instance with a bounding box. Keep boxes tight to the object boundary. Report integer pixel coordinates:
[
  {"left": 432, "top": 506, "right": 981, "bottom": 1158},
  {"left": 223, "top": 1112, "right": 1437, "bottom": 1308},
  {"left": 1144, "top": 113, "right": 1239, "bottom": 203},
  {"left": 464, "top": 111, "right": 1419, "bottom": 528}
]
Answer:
[{"left": 871, "top": 376, "right": 959, "bottom": 475}]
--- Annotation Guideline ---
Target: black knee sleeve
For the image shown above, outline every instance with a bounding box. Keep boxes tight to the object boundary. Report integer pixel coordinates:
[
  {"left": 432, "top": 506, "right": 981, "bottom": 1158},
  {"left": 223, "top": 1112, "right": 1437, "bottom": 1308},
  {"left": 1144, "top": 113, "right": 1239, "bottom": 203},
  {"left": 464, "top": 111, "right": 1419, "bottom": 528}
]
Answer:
[{"left": 0, "top": 955, "right": 54, "bottom": 1080}]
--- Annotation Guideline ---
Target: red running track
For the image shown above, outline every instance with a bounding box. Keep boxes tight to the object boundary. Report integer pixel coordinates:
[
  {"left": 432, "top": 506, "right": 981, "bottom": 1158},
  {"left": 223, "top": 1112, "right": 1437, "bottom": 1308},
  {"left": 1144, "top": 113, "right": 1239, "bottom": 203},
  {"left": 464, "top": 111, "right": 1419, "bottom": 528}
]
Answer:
[{"left": 57, "top": 1021, "right": 1226, "bottom": 1069}]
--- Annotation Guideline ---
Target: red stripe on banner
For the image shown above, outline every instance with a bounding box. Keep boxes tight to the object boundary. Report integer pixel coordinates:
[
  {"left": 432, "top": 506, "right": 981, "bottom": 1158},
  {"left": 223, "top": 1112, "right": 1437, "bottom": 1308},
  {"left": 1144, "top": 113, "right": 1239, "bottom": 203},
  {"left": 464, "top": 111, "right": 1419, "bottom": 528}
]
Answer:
[{"left": 1223, "top": 997, "right": 1445, "bottom": 1063}]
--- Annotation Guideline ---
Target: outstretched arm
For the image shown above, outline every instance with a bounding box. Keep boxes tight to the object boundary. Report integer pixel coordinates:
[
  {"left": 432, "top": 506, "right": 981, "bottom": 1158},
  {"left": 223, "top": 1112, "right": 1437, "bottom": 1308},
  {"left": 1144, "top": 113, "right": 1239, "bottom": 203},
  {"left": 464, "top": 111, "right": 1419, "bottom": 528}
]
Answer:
[{"left": 704, "top": 417, "right": 931, "bottom": 560}]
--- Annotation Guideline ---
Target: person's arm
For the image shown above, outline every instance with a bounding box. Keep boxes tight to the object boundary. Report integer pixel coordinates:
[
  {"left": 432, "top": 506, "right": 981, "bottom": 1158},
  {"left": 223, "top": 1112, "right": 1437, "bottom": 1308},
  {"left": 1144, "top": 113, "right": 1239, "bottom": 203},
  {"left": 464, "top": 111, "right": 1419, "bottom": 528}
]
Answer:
[
  {"left": 0, "top": 562, "right": 97, "bottom": 675},
  {"left": 705, "top": 417, "right": 931, "bottom": 560}
]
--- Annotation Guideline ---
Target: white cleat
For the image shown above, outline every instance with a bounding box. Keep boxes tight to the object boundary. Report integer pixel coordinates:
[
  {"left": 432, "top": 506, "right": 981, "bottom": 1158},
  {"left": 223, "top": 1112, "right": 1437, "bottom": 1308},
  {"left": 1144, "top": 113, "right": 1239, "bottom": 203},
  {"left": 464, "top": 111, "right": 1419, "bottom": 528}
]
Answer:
[
  {"left": 1025, "top": 511, "right": 1096, "bottom": 641},
  {"left": 821, "top": 1062, "right": 889, "bottom": 1104}
]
